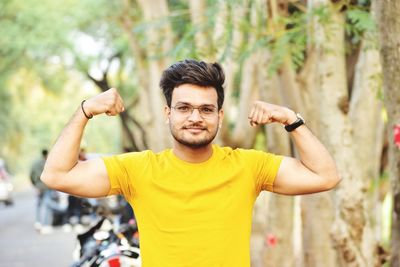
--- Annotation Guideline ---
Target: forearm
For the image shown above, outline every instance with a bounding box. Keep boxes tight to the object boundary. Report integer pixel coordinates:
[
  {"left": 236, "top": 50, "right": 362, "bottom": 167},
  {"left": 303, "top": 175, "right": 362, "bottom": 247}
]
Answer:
[
  {"left": 249, "top": 101, "right": 341, "bottom": 193},
  {"left": 290, "top": 125, "right": 339, "bottom": 180},
  {"left": 41, "top": 107, "right": 88, "bottom": 184}
]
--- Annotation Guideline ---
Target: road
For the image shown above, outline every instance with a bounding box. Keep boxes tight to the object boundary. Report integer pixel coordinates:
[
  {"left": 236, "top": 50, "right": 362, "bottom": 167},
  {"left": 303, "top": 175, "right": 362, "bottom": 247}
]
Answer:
[{"left": 0, "top": 187, "right": 75, "bottom": 267}]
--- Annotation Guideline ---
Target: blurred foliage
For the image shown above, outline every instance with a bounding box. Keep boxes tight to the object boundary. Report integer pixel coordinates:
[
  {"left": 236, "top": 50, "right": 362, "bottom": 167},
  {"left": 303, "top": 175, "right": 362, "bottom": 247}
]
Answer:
[
  {"left": 346, "top": 6, "right": 377, "bottom": 54},
  {"left": 0, "top": 0, "right": 123, "bottom": 173},
  {"left": 0, "top": 0, "right": 378, "bottom": 175}
]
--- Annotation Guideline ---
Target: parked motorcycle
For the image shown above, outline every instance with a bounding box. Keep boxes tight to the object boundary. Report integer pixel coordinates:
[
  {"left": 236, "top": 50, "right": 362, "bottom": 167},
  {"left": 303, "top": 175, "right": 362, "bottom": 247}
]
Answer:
[{"left": 70, "top": 203, "right": 141, "bottom": 267}]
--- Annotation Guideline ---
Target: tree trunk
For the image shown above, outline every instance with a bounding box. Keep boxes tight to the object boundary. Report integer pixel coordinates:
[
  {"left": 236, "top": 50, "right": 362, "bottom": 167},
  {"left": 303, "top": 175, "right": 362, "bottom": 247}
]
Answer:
[
  {"left": 291, "top": 2, "right": 337, "bottom": 266},
  {"left": 230, "top": 52, "right": 261, "bottom": 148},
  {"left": 349, "top": 37, "right": 384, "bottom": 259},
  {"left": 378, "top": 1, "right": 400, "bottom": 266},
  {"left": 220, "top": 0, "right": 261, "bottom": 148},
  {"left": 136, "top": 0, "right": 174, "bottom": 151},
  {"left": 189, "top": 0, "right": 213, "bottom": 60},
  {"left": 311, "top": 4, "right": 378, "bottom": 266},
  {"left": 261, "top": 75, "right": 295, "bottom": 267},
  {"left": 219, "top": 1, "right": 246, "bottom": 145}
]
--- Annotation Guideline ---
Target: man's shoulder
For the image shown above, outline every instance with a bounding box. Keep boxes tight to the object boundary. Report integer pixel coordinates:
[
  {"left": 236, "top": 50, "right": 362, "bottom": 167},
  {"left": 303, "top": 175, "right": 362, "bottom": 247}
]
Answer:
[
  {"left": 105, "top": 149, "right": 170, "bottom": 161},
  {"left": 214, "top": 144, "right": 257, "bottom": 155},
  {"left": 214, "top": 145, "right": 278, "bottom": 160},
  {"left": 214, "top": 145, "right": 256, "bottom": 158}
]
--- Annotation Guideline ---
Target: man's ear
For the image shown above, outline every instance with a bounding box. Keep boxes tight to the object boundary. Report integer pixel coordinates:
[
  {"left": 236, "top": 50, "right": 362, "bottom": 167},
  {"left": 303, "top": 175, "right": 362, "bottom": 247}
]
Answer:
[
  {"left": 164, "top": 105, "right": 170, "bottom": 124},
  {"left": 218, "top": 108, "right": 224, "bottom": 128}
]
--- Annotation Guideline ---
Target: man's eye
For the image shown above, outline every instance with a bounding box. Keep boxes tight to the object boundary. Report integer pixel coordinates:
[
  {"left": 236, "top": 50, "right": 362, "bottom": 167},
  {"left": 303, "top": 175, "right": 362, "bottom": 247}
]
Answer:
[
  {"left": 177, "top": 106, "right": 190, "bottom": 112},
  {"left": 200, "top": 107, "right": 215, "bottom": 113}
]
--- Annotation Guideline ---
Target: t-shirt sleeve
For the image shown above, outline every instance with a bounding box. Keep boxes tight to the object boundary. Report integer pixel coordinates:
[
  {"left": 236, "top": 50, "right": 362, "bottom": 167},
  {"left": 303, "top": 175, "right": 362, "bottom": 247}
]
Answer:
[
  {"left": 243, "top": 149, "right": 283, "bottom": 193},
  {"left": 102, "top": 152, "right": 140, "bottom": 197}
]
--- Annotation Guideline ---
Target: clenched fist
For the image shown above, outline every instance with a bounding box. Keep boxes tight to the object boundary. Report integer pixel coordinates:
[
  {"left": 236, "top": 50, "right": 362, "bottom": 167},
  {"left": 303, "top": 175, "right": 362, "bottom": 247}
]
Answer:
[
  {"left": 82, "top": 88, "right": 125, "bottom": 118},
  {"left": 248, "top": 101, "right": 297, "bottom": 127}
]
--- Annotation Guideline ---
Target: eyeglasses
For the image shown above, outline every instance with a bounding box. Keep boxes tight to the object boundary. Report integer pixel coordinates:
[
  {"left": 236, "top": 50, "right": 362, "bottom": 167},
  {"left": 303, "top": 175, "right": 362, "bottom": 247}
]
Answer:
[{"left": 171, "top": 103, "right": 218, "bottom": 117}]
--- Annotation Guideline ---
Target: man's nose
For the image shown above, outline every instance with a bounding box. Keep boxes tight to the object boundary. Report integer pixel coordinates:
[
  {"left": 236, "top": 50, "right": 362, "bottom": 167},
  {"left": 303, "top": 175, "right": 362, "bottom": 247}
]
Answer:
[{"left": 187, "top": 108, "right": 203, "bottom": 121}]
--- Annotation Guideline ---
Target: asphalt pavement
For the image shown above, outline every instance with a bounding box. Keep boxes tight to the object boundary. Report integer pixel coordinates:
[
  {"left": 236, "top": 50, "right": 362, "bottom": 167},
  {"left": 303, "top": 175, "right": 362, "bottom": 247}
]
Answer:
[{"left": 0, "top": 186, "right": 75, "bottom": 267}]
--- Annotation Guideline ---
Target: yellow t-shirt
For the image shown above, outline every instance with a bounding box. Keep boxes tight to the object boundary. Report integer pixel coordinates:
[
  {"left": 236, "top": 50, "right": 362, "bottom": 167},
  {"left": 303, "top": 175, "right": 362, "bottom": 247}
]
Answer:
[{"left": 102, "top": 144, "right": 283, "bottom": 267}]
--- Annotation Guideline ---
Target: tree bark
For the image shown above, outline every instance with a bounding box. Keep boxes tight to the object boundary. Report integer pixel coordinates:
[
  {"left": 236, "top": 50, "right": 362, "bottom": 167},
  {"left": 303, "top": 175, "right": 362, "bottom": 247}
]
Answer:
[
  {"left": 220, "top": 0, "right": 260, "bottom": 148},
  {"left": 311, "top": 4, "right": 378, "bottom": 266},
  {"left": 219, "top": 2, "right": 246, "bottom": 145},
  {"left": 230, "top": 52, "right": 260, "bottom": 148},
  {"left": 378, "top": 1, "right": 400, "bottom": 266},
  {"left": 135, "top": 0, "right": 174, "bottom": 151},
  {"left": 349, "top": 38, "right": 384, "bottom": 260},
  {"left": 261, "top": 75, "right": 295, "bottom": 267},
  {"left": 189, "top": 0, "right": 213, "bottom": 60},
  {"left": 283, "top": 1, "right": 337, "bottom": 266}
]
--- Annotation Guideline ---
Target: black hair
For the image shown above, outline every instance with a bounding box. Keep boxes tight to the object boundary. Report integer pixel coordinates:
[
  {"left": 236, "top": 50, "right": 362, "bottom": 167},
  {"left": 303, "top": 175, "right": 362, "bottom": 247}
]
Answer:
[{"left": 159, "top": 59, "right": 225, "bottom": 110}]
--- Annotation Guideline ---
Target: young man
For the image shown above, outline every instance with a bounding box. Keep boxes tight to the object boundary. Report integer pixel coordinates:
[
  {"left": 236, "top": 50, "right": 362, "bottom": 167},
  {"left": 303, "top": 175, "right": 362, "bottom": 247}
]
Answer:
[{"left": 41, "top": 59, "right": 341, "bottom": 266}]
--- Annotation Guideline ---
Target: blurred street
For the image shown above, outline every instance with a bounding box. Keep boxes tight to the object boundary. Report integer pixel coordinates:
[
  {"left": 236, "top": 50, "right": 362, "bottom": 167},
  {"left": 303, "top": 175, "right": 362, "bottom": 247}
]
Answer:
[{"left": 0, "top": 187, "right": 75, "bottom": 267}]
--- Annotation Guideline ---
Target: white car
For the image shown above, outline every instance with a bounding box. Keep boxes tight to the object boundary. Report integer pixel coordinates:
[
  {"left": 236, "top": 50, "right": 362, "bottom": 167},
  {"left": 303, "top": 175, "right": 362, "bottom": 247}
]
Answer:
[{"left": 0, "top": 159, "right": 13, "bottom": 206}]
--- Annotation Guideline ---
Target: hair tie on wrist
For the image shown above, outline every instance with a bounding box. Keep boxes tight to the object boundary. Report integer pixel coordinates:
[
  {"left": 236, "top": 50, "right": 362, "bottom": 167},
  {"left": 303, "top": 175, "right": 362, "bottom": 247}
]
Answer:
[{"left": 81, "top": 100, "right": 93, "bottom": 119}]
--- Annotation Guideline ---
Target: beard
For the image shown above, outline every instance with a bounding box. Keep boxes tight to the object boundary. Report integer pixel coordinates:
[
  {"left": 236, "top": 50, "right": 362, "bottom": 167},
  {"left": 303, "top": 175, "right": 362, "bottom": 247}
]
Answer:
[{"left": 170, "top": 123, "right": 219, "bottom": 149}]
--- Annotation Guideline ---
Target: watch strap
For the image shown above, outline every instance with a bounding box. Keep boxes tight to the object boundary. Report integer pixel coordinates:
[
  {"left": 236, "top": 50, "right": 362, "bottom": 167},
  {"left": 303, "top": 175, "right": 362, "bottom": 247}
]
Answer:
[{"left": 284, "top": 114, "right": 304, "bottom": 132}]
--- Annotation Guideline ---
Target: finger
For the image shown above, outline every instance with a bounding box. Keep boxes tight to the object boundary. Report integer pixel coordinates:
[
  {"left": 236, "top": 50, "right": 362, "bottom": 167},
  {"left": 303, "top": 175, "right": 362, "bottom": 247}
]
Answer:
[
  {"left": 112, "top": 92, "right": 123, "bottom": 110},
  {"left": 109, "top": 87, "right": 120, "bottom": 103},
  {"left": 105, "top": 106, "right": 119, "bottom": 116},
  {"left": 116, "top": 103, "right": 124, "bottom": 113},
  {"left": 250, "top": 108, "right": 261, "bottom": 126},
  {"left": 248, "top": 106, "right": 256, "bottom": 120},
  {"left": 109, "top": 111, "right": 119, "bottom": 116},
  {"left": 256, "top": 109, "right": 266, "bottom": 124},
  {"left": 118, "top": 95, "right": 125, "bottom": 112},
  {"left": 262, "top": 111, "right": 273, "bottom": 124},
  {"left": 250, "top": 120, "right": 258, "bottom": 127},
  {"left": 114, "top": 101, "right": 122, "bottom": 114}
]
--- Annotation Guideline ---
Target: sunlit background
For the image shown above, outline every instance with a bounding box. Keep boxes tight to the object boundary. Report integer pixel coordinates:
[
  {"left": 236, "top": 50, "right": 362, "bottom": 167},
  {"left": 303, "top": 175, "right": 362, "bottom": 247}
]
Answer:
[{"left": 1, "top": 0, "right": 399, "bottom": 266}]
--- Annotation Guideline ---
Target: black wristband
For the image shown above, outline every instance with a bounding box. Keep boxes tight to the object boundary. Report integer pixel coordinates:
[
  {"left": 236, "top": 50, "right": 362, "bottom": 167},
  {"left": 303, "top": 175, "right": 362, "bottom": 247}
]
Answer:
[
  {"left": 284, "top": 113, "right": 305, "bottom": 132},
  {"left": 81, "top": 100, "right": 93, "bottom": 119}
]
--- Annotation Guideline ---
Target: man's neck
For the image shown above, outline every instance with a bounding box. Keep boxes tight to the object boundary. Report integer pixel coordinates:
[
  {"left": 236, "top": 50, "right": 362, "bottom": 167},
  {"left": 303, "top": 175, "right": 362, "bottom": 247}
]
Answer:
[{"left": 172, "top": 143, "right": 213, "bottom": 163}]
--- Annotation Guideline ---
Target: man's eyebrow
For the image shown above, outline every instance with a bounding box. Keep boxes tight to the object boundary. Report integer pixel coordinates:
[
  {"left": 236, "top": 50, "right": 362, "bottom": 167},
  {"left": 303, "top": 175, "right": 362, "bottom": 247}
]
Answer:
[
  {"left": 175, "top": 102, "right": 216, "bottom": 107},
  {"left": 174, "top": 101, "right": 191, "bottom": 105},
  {"left": 201, "top": 104, "right": 217, "bottom": 107}
]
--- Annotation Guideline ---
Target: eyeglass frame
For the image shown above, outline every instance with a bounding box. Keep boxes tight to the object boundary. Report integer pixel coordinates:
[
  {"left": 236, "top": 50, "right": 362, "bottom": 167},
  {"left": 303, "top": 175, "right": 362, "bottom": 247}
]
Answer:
[{"left": 170, "top": 102, "right": 220, "bottom": 118}]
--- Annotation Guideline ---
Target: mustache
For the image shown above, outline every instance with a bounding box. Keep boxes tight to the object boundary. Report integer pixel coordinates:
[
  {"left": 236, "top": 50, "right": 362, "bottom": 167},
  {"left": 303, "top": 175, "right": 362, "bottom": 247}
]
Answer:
[{"left": 182, "top": 124, "right": 207, "bottom": 130}]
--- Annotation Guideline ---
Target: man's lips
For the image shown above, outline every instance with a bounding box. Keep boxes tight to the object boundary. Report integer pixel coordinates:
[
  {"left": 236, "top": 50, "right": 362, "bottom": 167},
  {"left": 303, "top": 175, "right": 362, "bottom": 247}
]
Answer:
[{"left": 183, "top": 126, "right": 206, "bottom": 133}]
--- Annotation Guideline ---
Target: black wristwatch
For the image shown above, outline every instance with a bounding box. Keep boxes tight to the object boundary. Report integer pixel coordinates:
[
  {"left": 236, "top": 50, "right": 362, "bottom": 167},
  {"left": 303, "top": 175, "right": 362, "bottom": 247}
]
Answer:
[{"left": 284, "top": 113, "right": 305, "bottom": 132}]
